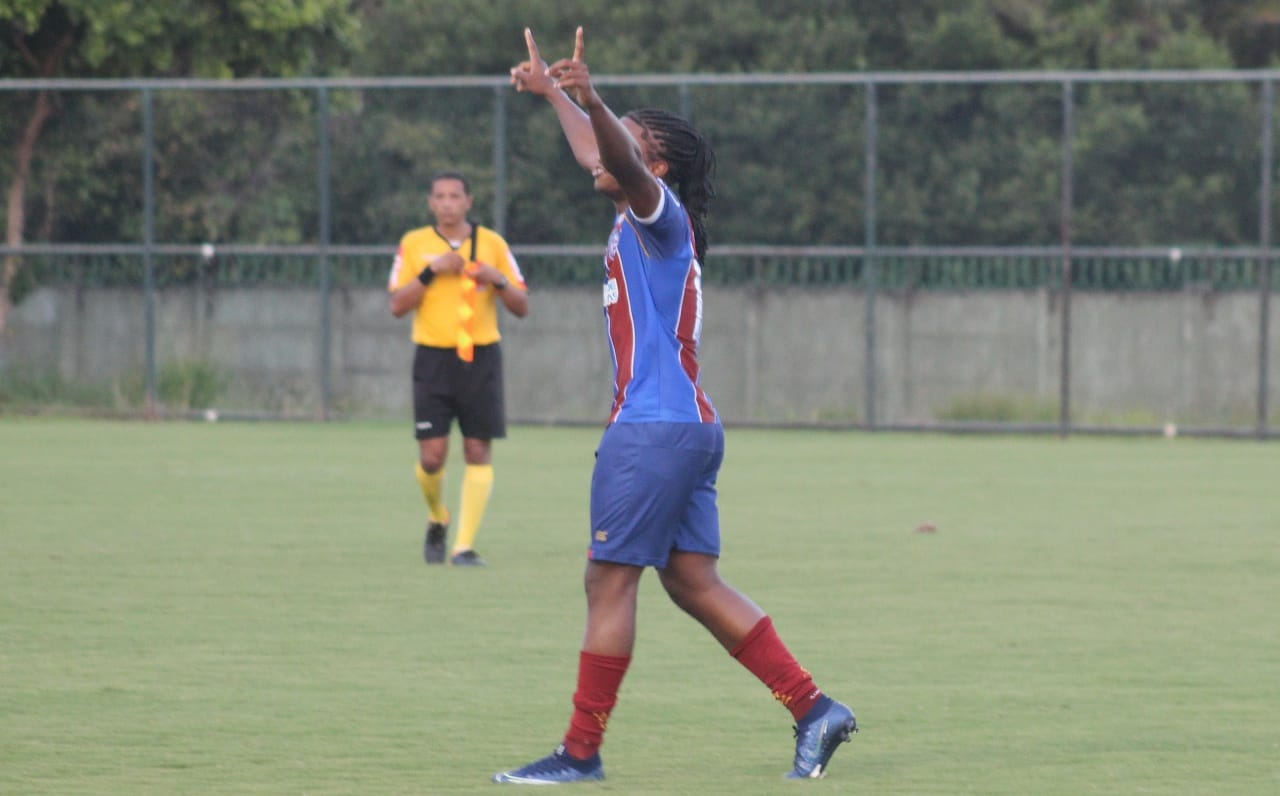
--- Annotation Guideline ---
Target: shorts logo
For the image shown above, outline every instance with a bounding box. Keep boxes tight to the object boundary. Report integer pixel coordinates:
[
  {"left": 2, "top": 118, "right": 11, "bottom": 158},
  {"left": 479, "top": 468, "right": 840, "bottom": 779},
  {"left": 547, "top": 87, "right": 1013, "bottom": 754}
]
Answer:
[
  {"left": 415, "top": 421, "right": 433, "bottom": 430},
  {"left": 594, "top": 530, "right": 608, "bottom": 542},
  {"left": 602, "top": 278, "right": 619, "bottom": 307}
]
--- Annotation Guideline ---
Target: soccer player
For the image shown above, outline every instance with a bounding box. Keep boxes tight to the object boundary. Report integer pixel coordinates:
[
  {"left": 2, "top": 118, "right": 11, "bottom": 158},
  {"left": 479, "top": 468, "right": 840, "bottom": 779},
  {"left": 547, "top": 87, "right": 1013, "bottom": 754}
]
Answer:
[
  {"left": 387, "top": 171, "right": 529, "bottom": 567},
  {"left": 494, "top": 28, "right": 856, "bottom": 783}
]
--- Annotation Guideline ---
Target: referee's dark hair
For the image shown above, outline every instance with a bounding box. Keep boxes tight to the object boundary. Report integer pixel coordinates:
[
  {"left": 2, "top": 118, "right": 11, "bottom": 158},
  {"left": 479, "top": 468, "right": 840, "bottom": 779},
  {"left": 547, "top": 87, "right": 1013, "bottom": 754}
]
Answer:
[
  {"left": 625, "top": 108, "right": 716, "bottom": 264},
  {"left": 430, "top": 170, "right": 471, "bottom": 194}
]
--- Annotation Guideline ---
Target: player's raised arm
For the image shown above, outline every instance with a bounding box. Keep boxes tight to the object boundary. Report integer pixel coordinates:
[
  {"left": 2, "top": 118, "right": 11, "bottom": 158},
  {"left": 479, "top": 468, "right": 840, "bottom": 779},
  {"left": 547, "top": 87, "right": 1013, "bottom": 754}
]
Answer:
[
  {"left": 511, "top": 28, "right": 598, "bottom": 173},
  {"left": 548, "top": 27, "right": 660, "bottom": 218}
]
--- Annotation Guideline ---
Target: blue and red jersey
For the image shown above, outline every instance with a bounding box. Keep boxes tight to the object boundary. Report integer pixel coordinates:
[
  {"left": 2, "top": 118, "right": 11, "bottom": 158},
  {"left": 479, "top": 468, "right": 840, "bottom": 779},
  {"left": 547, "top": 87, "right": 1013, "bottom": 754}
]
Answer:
[{"left": 601, "top": 181, "right": 718, "bottom": 425}]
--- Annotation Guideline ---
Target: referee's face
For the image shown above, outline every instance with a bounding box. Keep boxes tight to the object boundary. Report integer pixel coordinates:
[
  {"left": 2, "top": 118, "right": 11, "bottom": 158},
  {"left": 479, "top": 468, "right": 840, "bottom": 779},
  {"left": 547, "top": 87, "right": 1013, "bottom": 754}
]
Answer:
[{"left": 428, "top": 178, "right": 473, "bottom": 227}]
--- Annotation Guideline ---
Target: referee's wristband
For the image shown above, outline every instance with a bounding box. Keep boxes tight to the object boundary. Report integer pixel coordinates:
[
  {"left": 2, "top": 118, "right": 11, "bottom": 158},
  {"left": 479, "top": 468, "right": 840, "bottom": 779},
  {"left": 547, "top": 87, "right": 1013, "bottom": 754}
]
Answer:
[{"left": 417, "top": 266, "right": 435, "bottom": 287}]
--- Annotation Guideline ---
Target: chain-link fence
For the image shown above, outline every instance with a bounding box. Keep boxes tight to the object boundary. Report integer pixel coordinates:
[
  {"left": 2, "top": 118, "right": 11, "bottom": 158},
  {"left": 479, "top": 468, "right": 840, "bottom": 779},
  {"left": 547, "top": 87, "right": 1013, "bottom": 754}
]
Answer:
[{"left": 1, "top": 71, "right": 1276, "bottom": 436}]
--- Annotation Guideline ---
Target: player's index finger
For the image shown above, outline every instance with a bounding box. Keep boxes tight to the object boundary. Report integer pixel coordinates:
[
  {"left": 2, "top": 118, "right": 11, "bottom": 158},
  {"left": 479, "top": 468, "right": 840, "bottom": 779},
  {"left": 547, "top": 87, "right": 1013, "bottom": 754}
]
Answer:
[
  {"left": 573, "top": 26, "right": 584, "bottom": 61},
  {"left": 525, "top": 28, "right": 540, "bottom": 60}
]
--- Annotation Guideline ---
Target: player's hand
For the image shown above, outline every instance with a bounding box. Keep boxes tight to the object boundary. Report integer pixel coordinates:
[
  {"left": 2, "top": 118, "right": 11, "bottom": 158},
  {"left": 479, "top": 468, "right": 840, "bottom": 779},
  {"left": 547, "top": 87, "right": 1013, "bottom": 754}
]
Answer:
[
  {"left": 430, "top": 251, "right": 466, "bottom": 275},
  {"left": 510, "top": 28, "right": 556, "bottom": 97},
  {"left": 547, "top": 27, "right": 601, "bottom": 110}
]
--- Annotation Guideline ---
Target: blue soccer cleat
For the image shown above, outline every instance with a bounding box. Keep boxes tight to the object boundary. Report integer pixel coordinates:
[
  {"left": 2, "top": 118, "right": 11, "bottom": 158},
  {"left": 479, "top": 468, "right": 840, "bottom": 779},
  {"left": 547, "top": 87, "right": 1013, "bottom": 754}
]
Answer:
[
  {"left": 492, "top": 745, "right": 605, "bottom": 785},
  {"left": 785, "top": 697, "right": 858, "bottom": 779}
]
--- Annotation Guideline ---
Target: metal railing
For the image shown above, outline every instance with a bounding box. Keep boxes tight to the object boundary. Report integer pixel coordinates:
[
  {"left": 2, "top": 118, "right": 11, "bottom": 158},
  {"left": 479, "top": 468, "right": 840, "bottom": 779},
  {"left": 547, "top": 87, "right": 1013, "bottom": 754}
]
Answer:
[{"left": 2, "top": 70, "right": 1277, "bottom": 436}]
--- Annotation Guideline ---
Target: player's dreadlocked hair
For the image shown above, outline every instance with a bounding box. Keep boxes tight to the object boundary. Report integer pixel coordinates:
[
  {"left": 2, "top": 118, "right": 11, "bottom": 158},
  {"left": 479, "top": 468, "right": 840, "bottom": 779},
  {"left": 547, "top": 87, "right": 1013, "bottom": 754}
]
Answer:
[{"left": 624, "top": 108, "right": 716, "bottom": 263}]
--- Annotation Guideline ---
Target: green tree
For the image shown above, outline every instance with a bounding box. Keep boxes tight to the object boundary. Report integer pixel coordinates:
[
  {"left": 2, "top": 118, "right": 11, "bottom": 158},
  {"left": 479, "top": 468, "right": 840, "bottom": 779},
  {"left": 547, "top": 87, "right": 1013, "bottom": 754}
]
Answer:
[
  {"left": 0, "top": 0, "right": 358, "bottom": 333},
  {"left": 5, "top": 0, "right": 1279, "bottom": 296}
]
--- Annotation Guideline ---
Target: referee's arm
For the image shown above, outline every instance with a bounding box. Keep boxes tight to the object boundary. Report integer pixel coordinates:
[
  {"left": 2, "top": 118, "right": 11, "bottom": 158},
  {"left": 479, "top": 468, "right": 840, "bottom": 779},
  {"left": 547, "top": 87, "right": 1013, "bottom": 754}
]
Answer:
[
  {"left": 389, "top": 251, "right": 465, "bottom": 317},
  {"left": 477, "top": 263, "right": 529, "bottom": 319}
]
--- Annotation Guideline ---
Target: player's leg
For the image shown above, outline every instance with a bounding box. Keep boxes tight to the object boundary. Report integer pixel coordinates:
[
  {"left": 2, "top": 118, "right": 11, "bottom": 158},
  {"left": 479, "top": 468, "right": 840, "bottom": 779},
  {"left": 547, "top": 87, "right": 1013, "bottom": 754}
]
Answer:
[
  {"left": 661, "top": 552, "right": 825, "bottom": 719},
  {"left": 562, "top": 423, "right": 696, "bottom": 756},
  {"left": 493, "top": 425, "right": 665, "bottom": 784},
  {"left": 452, "top": 344, "right": 504, "bottom": 565},
  {"left": 660, "top": 553, "right": 857, "bottom": 778},
  {"left": 412, "top": 346, "right": 455, "bottom": 563},
  {"left": 657, "top": 424, "right": 857, "bottom": 779},
  {"left": 449, "top": 436, "right": 492, "bottom": 565},
  {"left": 558, "top": 424, "right": 660, "bottom": 750},
  {"left": 565, "top": 560, "right": 641, "bottom": 754},
  {"left": 415, "top": 436, "right": 450, "bottom": 516},
  {"left": 658, "top": 551, "right": 763, "bottom": 647},
  {"left": 490, "top": 562, "right": 640, "bottom": 785}
]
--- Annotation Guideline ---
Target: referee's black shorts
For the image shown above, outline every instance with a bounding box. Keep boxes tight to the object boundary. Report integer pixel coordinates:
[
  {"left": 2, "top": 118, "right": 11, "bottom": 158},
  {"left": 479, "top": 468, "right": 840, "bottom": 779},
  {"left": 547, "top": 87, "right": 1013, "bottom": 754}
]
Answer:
[{"left": 411, "top": 343, "right": 506, "bottom": 441}]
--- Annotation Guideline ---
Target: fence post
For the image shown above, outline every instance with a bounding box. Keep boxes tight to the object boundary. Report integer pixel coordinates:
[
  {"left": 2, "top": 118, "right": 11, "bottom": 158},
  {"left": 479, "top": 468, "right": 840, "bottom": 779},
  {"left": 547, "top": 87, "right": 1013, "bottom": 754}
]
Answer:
[
  {"left": 142, "top": 87, "right": 157, "bottom": 418},
  {"left": 1058, "top": 80, "right": 1075, "bottom": 436},
  {"left": 493, "top": 86, "right": 508, "bottom": 235},
  {"left": 1259, "top": 79, "right": 1274, "bottom": 438},
  {"left": 863, "top": 81, "right": 878, "bottom": 429},
  {"left": 317, "top": 86, "right": 332, "bottom": 421}
]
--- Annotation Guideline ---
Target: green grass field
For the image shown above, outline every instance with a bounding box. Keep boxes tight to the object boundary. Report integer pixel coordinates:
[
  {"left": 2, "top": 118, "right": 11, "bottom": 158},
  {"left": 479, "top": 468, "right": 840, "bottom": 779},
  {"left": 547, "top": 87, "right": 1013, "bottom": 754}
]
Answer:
[{"left": 2, "top": 418, "right": 1278, "bottom": 795}]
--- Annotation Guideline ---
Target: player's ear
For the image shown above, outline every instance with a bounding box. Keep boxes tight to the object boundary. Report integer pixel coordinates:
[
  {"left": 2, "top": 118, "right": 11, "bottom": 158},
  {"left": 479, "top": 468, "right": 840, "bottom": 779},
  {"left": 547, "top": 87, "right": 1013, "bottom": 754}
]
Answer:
[{"left": 650, "top": 160, "right": 669, "bottom": 179}]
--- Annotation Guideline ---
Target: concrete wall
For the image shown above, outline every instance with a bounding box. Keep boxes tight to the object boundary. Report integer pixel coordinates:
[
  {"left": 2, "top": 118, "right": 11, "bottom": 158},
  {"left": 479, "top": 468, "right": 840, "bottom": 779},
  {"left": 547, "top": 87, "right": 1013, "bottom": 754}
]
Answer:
[{"left": 2, "top": 284, "right": 1276, "bottom": 428}]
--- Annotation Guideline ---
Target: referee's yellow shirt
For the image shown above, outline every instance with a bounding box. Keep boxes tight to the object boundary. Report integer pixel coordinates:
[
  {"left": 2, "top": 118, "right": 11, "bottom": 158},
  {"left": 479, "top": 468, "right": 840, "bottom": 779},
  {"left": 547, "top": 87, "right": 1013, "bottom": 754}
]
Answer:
[{"left": 387, "top": 225, "right": 526, "bottom": 348}]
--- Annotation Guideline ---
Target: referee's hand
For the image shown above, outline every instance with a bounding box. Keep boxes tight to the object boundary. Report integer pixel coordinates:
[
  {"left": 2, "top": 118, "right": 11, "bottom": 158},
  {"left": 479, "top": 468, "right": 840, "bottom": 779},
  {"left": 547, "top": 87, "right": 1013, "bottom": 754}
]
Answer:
[
  {"left": 430, "top": 251, "right": 466, "bottom": 274},
  {"left": 469, "top": 262, "right": 508, "bottom": 289}
]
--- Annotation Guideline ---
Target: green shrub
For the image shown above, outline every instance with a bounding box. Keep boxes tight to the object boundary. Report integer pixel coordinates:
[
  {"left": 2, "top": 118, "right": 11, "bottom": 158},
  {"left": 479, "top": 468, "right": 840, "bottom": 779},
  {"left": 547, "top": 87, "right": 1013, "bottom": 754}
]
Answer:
[
  {"left": 157, "top": 359, "right": 226, "bottom": 410},
  {"left": 936, "top": 392, "right": 1058, "bottom": 423},
  {"left": 113, "top": 359, "right": 226, "bottom": 410},
  {"left": 0, "top": 366, "right": 113, "bottom": 409},
  {"left": 1078, "top": 408, "right": 1164, "bottom": 428}
]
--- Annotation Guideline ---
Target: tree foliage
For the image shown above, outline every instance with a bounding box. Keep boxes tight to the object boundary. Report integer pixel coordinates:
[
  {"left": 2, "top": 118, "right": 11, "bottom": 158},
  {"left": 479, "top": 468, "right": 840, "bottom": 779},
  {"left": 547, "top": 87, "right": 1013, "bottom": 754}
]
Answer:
[
  {"left": 0, "top": 0, "right": 357, "bottom": 330},
  {"left": 4, "top": 0, "right": 1280, "bottom": 293}
]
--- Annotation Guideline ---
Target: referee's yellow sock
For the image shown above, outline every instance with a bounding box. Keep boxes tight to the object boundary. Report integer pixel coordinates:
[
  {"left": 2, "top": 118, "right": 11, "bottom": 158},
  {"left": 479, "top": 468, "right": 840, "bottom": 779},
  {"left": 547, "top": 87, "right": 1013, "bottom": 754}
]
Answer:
[
  {"left": 414, "top": 463, "right": 449, "bottom": 525},
  {"left": 452, "top": 464, "right": 494, "bottom": 553}
]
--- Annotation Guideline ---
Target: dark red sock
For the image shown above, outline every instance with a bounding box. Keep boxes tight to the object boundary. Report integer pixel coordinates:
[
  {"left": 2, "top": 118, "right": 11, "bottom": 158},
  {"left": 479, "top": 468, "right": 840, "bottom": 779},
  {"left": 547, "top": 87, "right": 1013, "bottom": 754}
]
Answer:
[
  {"left": 562, "top": 650, "right": 631, "bottom": 759},
  {"left": 730, "top": 616, "right": 823, "bottom": 722}
]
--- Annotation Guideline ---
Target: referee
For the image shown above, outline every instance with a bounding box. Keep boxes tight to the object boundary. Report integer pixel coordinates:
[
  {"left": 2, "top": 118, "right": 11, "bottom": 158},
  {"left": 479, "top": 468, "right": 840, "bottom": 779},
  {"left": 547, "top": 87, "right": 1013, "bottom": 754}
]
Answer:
[{"left": 387, "top": 171, "right": 529, "bottom": 566}]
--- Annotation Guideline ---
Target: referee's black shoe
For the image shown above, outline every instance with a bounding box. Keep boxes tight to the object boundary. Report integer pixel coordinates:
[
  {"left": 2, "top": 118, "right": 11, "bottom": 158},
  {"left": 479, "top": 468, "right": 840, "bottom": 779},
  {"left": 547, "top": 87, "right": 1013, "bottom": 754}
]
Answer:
[
  {"left": 424, "top": 521, "right": 447, "bottom": 564},
  {"left": 450, "top": 549, "right": 486, "bottom": 567}
]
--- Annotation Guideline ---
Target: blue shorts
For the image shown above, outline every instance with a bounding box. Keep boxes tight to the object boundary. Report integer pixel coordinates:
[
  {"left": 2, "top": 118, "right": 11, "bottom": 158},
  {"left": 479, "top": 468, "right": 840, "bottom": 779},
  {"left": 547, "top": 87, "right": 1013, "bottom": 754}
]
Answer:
[{"left": 588, "top": 421, "right": 725, "bottom": 567}]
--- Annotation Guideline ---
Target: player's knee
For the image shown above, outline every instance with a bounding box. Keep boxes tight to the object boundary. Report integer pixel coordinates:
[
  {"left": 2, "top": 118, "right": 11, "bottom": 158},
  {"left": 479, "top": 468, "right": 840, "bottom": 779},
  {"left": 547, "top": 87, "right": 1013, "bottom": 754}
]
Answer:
[
  {"left": 662, "top": 560, "right": 725, "bottom": 608},
  {"left": 461, "top": 438, "right": 492, "bottom": 464},
  {"left": 658, "top": 569, "right": 698, "bottom": 609},
  {"left": 584, "top": 562, "right": 640, "bottom": 604}
]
